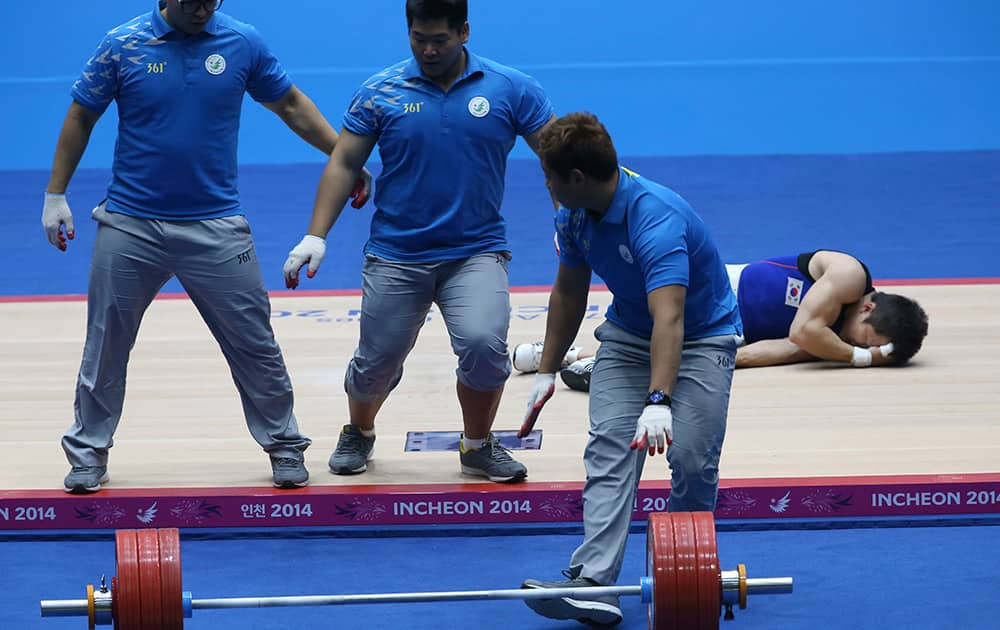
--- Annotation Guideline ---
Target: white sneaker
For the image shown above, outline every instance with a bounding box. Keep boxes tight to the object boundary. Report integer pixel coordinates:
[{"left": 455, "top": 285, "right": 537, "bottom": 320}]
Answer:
[
  {"left": 560, "top": 357, "right": 595, "bottom": 392},
  {"left": 512, "top": 342, "right": 581, "bottom": 373}
]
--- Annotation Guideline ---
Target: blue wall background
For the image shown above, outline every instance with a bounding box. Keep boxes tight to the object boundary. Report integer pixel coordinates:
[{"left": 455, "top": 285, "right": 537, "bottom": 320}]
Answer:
[
  {"left": 1, "top": 1, "right": 998, "bottom": 294},
  {"left": 3, "top": 0, "right": 999, "bottom": 169}
]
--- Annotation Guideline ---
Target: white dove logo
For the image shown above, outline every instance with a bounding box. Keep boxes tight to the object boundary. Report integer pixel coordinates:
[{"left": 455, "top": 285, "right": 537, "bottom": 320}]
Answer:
[
  {"left": 137, "top": 501, "right": 159, "bottom": 524},
  {"left": 769, "top": 492, "right": 791, "bottom": 513}
]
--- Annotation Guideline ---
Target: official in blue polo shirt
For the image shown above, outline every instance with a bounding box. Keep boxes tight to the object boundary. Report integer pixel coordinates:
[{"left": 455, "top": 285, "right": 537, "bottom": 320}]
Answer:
[
  {"left": 517, "top": 112, "right": 742, "bottom": 626},
  {"left": 41, "top": 0, "right": 370, "bottom": 493},
  {"left": 283, "top": 0, "right": 556, "bottom": 483}
]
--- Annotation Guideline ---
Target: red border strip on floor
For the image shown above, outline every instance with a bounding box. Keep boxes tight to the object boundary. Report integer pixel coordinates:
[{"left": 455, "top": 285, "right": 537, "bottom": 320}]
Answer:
[
  {"left": 2, "top": 473, "right": 998, "bottom": 531},
  {"left": 2, "top": 277, "right": 999, "bottom": 303}
]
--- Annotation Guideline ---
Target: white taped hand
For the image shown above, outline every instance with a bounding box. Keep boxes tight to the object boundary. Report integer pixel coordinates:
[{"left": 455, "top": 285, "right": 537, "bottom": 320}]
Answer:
[
  {"left": 42, "top": 193, "right": 75, "bottom": 251},
  {"left": 850, "top": 346, "right": 873, "bottom": 367},
  {"left": 630, "top": 405, "right": 673, "bottom": 456},
  {"left": 853, "top": 342, "right": 895, "bottom": 367},
  {"left": 283, "top": 235, "right": 326, "bottom": 289},
  {"left": 518, "top": 372, "right": 556, "bottom": 438}
]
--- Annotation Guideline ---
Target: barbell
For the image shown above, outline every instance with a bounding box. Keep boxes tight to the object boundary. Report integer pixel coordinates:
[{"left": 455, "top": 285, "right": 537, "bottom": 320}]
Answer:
[{"left": 40, "top": 511, "right": 792, "bottom": 629}]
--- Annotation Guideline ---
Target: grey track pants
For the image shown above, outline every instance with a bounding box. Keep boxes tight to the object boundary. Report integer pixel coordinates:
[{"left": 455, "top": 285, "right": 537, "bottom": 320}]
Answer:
[
  {"left": 569, "top": 320, "right": 738, "bottom": 585},
  {"left": 62, "top": 205, "right": 310, "bottom": 467}
]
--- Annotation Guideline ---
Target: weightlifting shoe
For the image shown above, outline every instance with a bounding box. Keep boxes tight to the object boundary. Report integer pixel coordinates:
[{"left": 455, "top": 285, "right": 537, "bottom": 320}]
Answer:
[
  {"left": 560, "top": 356, "right": 595, "bottom": 392},
  {"left": 512, "top": 342, "right": 582, "bottom": 373}
]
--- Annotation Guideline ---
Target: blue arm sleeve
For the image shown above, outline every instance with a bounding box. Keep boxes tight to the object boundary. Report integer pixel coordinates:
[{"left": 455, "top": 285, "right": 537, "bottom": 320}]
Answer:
[
  {"left": 70, "top": 33, "right": 121, "bottom": 114},
  {"left": 342, "top": 82, "right": 381, "bottom": 138},
  {"left": 245, "top": 25, "right": 293, "bottom": 103},
  {"left": 513, "top": 72, "right": 554, "bottom": 136},
  {"left": 631, "top": 200, "right": 690, "bottom": 293}
]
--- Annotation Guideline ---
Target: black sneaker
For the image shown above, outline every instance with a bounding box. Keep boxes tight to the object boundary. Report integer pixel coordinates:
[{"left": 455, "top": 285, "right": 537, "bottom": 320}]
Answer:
[
  {"left": 271, "top": 457, "right": 309, "bottom": 488},
  {"left": 459, "top": 433, "right": 527, "bottom": 483},
  {"left": 328, "top": 425, "right": 375, "bottom": 475},
  {"left": 63, "top": 465, "right": 110, "bottom": 494},
  {"left": 521, "top": 570, "right": 623, "bottom": 627},
  {"left": 560, "top": 357, "right": 594, "bottom": 392}
]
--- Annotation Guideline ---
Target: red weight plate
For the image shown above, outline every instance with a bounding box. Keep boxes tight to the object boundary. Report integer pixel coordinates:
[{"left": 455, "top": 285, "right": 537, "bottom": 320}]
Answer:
[
  {"left": 647, "top": 512, "right": 676, "bottom": 630},
  {"left": 670, "top": 512, "right": 701, "bottom": 630},
  {"left": 136, "top": 529, "right": 165, "bottom": 630},
  {"left": 158, "top": 528, "right": 185, "bottom": 630},
  {"left": 111, "top": 576, "right": 119, "bottom": 630},
  {"left": 115, "top": 529, "right": 142, "bottom": 630},
  {"left": 691, "top": 512, "right": 722, "bottom": 630}
]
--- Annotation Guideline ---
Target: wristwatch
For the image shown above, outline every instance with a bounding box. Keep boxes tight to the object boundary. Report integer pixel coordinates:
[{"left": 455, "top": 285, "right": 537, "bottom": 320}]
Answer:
[{"left": 645, "top": 389, "right": 672, "bottom": 407}]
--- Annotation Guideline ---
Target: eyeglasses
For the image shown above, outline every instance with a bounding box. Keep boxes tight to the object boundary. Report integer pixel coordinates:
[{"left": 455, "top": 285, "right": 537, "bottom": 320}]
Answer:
[{"left": 178, "top": 0, "right": 223, "bottom": 15}]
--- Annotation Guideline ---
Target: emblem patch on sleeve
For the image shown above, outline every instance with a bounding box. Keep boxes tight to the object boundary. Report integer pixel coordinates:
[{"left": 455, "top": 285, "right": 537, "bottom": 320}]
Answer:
[{"left": 785, "top": 277, "right": 804, "bottom": 307}]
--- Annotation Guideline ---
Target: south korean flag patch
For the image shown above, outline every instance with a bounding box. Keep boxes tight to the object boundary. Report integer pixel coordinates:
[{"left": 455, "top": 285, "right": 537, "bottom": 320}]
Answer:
[{"left": 785, "top": 277, "right": 804, "bottom": 307}]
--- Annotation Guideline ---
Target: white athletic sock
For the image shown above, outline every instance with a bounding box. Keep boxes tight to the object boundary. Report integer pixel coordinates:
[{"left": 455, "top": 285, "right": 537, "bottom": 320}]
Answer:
[
  {"left": 360, "top": 428, "right": 376, "bottom": 438},
  {"left": 461, "top": 435, "right": 485, "bottom": 451}
]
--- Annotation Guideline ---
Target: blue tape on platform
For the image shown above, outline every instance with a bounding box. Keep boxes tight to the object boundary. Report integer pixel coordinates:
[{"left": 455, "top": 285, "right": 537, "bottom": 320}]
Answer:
[{"left": 404, "top": 430, "right": 542, "bottom": 452}]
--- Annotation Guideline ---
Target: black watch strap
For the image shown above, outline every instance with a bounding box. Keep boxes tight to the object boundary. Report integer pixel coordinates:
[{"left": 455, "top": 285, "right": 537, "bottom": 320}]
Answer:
[{"left": 645, "top": 389, "right": 671, "bottom": 407}]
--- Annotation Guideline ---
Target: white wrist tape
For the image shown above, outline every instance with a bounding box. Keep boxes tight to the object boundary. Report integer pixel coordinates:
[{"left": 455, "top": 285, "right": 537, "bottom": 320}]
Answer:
[
  {"left": 878, "top": 342, "right": 895, "bottom": 358},
  {"left": 851, "top": 346, "right": 873, "bottom": 368}
]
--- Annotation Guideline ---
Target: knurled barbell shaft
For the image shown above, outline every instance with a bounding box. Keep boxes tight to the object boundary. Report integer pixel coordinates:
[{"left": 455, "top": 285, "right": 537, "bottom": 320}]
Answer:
[
  {"left": 192, "top": 585, "right": 642, "bottom": 609},
  {"left": 41, "top": 576, "right": 792, "bottom": 617},
  {"left": 191, "top": 576, "right": 791, "bottom": 610}
]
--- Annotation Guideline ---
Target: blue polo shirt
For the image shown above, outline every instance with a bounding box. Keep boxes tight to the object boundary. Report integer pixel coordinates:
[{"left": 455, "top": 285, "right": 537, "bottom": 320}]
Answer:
[
  {"left": 71, "top": 8, "right": 292, "bottom": 220},
  {"left": 343, "top": 50, "right": 554, "bottom": 261},
  {"left": 555, "top": 167, "right": 742, "bottom": 340}
]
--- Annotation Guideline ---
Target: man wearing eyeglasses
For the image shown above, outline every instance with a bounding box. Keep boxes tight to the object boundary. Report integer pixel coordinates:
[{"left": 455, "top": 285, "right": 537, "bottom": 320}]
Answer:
[{"left": 42, "top": 0, "right": 370, "bottom": 493}]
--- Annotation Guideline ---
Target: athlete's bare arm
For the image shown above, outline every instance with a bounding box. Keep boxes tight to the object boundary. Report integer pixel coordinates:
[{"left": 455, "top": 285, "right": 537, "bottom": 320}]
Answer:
[
  {"left": 786, "top": 251, "right": 870, "bottom": 362},
  {"left": 736, "top": 251, "right": 872, "bottom": 368},
  {"left": 736, "top": 338, "right": 816, "bottom": 368}
]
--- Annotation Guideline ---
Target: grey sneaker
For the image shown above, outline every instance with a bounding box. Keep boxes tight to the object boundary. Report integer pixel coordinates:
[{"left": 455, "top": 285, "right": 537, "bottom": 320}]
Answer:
[
  {"left": 271, "top": 457, "right": 309, "bottom": 488},
  {"left": 521, "top": 570, "right": 623, "bottom": 627},
  {"left": 560, "top": 356, "right": 595, "bottom": 392},
  {"left": 459, "top": 433, "right": 527, "bottom": 483},
  {"left": 328, "top": 425, "right": 375, "bottom": 475},
  {"left": 63, "top": 466, "right": 109, "bottom": 494}
]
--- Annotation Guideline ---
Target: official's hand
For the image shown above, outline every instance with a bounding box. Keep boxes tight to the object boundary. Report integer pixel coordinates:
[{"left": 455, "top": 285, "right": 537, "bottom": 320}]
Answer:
[
  {"left": 350, "top": 168, "right": 373, "bottom": 209},
  {"left": 282, "top": 235, "right": 327, "bottom": 289},
  {"left": 630, "top": 405, "right": 673, "bottom": 456},
  {"left": 518, "top": 372, "right": 556, "bottom": 438},
  {"left": 42, "top": 193, "right": 75, "bottom": 251}
]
